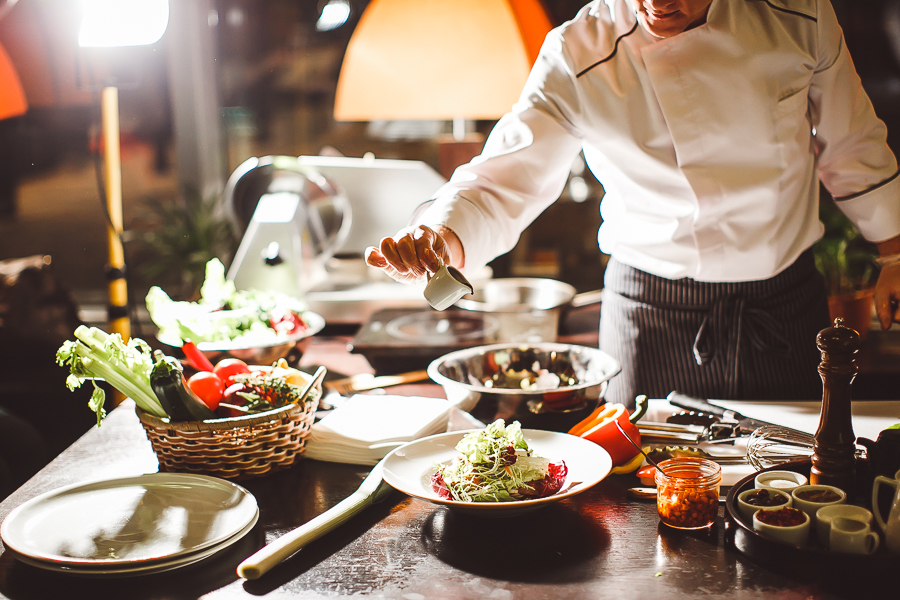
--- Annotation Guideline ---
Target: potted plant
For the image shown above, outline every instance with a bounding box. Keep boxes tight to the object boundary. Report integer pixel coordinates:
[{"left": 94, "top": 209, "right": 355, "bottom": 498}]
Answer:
[
  {"left": 138, "top": 190, "right": 237, "bottom": 300},
  {"left": 813, "top": 197, "right": 879, "bottom": 338}
]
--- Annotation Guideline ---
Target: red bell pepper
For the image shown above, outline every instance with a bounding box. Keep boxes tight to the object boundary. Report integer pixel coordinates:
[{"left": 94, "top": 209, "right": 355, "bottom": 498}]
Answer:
[
  {"left": 181, "top": 339, "right": 215, "bottom": 372},
  {"left": 568, "top": 395, "right": 648, "bottom": 466}
]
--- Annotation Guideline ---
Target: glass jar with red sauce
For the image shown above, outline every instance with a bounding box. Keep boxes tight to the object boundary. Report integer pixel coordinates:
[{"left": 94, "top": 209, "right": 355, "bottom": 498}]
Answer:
[{"left": 655, "top": 457, "right": 721, "bottom": 530}]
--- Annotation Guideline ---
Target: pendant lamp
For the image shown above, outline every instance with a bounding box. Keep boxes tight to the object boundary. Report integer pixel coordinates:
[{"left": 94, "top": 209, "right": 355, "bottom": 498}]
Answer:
[
  {"left": 0, "top": 40, "right": 26, "bottom": 121},
  {"left": 333, "top": 0, "right": 552, "bottom": 176}
]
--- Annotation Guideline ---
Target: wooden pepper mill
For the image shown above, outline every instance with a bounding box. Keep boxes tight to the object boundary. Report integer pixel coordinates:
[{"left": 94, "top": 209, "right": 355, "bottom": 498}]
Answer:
[{"left": 810, "top": 317, "right": 860, "bottom": 491}]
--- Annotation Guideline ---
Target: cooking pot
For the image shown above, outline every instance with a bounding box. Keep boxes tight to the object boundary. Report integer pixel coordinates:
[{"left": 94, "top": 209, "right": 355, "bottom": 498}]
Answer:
[{"left": 454, "top": 278, "right": 603, "bottom": 343}]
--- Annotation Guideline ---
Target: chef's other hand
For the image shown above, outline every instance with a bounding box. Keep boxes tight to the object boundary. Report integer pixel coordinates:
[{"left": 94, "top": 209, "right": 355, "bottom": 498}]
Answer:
[
  {"left": 365, "top": 225, "right": 462, "bottom": 285},
  {"left": 875, "top": 262, "right": 900, "bottom": 330}
]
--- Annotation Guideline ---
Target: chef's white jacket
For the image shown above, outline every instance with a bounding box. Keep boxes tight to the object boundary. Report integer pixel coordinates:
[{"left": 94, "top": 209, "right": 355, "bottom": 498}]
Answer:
[{"left": 414, "top": 0, "right": 900, "bottom": 282}]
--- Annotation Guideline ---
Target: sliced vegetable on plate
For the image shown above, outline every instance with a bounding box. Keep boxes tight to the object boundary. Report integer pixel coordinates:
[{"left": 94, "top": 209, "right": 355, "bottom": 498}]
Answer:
[{"left": 432, "top": 419, "right": 568, "bottom": 503}]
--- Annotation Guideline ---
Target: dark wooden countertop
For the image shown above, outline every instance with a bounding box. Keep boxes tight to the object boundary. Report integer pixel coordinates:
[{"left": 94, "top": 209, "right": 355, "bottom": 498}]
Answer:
[
  {"left": 0, "top": 331, "right": 893, "bottom": 599},
  {"left": 1, "top": 398, "right": 878, "bottom": 600}
]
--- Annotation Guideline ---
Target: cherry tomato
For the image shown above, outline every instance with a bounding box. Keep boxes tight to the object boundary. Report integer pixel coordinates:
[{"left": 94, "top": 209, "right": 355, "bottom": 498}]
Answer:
[
  {"left": 187, "top": 371, "right": 225, "bottom": 410},
  {"left": 213, "top": 358, "right": 251, "bottom": 386}
]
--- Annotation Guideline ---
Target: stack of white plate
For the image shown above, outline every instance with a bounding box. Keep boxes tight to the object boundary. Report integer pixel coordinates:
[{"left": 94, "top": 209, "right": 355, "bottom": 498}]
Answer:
[{"left": 0, "top": 473, "right": 258, "bottom": 577}]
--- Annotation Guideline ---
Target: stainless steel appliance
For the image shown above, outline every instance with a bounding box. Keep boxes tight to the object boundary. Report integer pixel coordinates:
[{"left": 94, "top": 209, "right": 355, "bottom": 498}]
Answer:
[{"left": 225, "top": 156, "right": 351, "bottom": 298}]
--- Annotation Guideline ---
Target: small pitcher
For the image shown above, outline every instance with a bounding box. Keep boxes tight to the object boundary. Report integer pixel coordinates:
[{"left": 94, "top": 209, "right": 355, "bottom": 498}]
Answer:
[
  {"left": 423, "top": 262, "right": 473, "bottom": 311},
  {"left": 872, "top": 467, "right": 900, "bottom": 553}
]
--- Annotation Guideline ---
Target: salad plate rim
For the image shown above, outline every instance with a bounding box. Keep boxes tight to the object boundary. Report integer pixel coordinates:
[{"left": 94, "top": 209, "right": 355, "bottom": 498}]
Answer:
[{"left": 381, "top": 428, "right": 612, "bottom": 512}]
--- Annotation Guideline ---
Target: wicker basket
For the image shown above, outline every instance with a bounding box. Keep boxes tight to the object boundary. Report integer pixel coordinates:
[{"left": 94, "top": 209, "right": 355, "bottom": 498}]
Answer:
[{"left": 136, "top": 390, "right": 319, "bottom": 480}]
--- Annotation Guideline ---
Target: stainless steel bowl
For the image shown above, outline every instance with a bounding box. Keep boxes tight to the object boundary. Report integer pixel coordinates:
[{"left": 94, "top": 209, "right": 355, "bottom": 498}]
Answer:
[
  {"left": 158, "top": 311, "right": 326, "bottom": 365},
  {"left": 428, "top": 342, "right": 621, "bottom": 432}
]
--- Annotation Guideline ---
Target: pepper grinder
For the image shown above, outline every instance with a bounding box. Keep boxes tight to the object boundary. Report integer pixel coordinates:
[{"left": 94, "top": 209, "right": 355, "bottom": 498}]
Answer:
[{"left": 810, "top": 318, "right": 860, "bottom": 491}]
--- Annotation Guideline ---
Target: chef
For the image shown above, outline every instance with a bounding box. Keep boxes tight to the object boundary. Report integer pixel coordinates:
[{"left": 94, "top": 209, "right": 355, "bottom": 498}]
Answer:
[{"left": 366, "top": 0, "right": 900, "bottom": 408}]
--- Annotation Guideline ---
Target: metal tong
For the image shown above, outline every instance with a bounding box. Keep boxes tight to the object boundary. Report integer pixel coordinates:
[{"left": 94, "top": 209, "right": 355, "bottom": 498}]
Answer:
[{"left": 637, "top": 418, "right": 741, "bottom": 444}]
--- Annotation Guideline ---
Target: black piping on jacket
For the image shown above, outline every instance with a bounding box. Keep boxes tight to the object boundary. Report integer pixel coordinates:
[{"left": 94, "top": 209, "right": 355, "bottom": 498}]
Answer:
[
  {"left": 834, "top": 169, "right": 900, "bottom": 202},
  {"left": 747, "top": 0, "right": 816, "bottom": 22},
  {"left": 576, "top": 20, "right": 639, "bottom": 78},
  {"left": 576, "top": 0, "right": 816, "bottom": 79}
]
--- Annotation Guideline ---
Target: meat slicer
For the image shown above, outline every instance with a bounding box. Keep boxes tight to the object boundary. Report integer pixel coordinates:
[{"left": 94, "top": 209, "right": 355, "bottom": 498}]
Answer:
[
  {"left": 224, "top": 155, "right": 351, "bottom": 298},
  {"left": 223, "top": 155, "right": 449, "bottom": 323}
]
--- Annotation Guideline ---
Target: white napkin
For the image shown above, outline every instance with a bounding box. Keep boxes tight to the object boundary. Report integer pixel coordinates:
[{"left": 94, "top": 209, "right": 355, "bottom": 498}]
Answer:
[{"left": 304, "top": 395, "right": 453, "bottom": 465}]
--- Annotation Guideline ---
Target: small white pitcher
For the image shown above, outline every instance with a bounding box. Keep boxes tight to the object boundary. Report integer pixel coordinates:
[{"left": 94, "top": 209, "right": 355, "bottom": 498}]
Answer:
[
  {"left": 872, "top": 467, "right": 900, "bottom": 553},
  {"left": 423, "top": 262, "right": 473, "bottom": 311}
]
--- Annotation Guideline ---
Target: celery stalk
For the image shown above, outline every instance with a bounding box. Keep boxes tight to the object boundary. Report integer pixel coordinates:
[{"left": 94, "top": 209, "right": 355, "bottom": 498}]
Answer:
[{"left": 57, "top": 327, "right": 168, "bottom": 424}]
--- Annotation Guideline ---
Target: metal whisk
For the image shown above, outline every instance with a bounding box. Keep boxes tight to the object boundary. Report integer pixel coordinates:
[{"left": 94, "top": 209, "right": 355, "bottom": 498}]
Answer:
[{"left": 746, "top": 426, "right": 815, "bottom": 470}]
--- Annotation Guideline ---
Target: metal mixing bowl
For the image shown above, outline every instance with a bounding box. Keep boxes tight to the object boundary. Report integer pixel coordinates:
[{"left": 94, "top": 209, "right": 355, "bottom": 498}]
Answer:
[
  {"left": 158, "top": 311, "right": 326, "bottom": 365},
  {"left": 428, "top": 343, "right": 621, "bottom": 432}
]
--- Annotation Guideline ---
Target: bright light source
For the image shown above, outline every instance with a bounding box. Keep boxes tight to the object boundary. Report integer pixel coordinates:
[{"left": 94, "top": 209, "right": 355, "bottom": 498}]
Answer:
[
  {"left": 78, "top": 0, "right": 169, "bottom": 48},
  {"left": 316, "top": 0, "right": 350, "bottom": 31}
]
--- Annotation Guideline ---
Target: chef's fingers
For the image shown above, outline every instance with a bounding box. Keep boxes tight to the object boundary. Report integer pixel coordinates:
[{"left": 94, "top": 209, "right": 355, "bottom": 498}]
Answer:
[
  {"left": 379, "top": 238, "right": 409, "bottom": 274},
  {"left": 877, "top": 299, "right": 897, "bottom": 331},
  {"left": 430, "top": 231, "right": 452, "bottom": 266},
  {"left": 876, "top": 293, "right": 890, "bottom": 332},
  {"left": 874, "top": 264, "right": 900, "bottom": 330},
  {"left": 395, "top": 234, "right": 427, "bottom": 277},
  {"left": 412, "top": 227, "right": 443, "bottom": 273},
  {"left": 879, "top": 296, "right": 900, "bottom": 329},
  {"left": 364, "top": 246, "right": 387, "bottom": 268},
  {"left": 367, "top": 242, "right": 421, "bottom": 284}
]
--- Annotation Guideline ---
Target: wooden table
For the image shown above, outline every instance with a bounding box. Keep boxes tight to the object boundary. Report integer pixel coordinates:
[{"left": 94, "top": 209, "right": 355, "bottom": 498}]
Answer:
[{"left": 0, "top": 336, "right": 894, "bottom": 599}]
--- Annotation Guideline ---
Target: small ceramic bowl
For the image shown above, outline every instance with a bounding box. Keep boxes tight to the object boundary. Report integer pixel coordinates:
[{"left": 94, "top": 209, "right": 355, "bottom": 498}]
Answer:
[
  {"left": 791, "top": 485, "right": 847, "bottom": 523},
  {"left": 815, "top": 504, "right": 874, "bottom": 544},
  {"left": 737, "top": 488, "right": 792, "bottom": 521},
  {"left": 754, "top": 471, "right": 808, "bottom": 492},
  {"left": 753, "top": 506, "right": 810, "bottom": 546}
]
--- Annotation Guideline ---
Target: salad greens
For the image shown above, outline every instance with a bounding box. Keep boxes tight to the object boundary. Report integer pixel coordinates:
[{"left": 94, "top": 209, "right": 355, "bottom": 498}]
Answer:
[
  {"left": 433, "top": 420, "right": 564, "bottom": 502},
  {"left": 56, "top": 326, "right": 167, "bottom": 425},
  {"left": 146, "top": 258, "right": 308, "bottom": 346}
]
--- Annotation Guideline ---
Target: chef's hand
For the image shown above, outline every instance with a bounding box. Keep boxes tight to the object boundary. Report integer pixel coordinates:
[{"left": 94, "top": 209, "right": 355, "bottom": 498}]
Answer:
[
  {"left": 875, "top": 236, "right": 900, "bottom": 330},
  {"left": 365, "top": 225, "right": 464, "bottom": 285},
  {"left": 875, "top": 262, "right": 900, "bottom": 330}
]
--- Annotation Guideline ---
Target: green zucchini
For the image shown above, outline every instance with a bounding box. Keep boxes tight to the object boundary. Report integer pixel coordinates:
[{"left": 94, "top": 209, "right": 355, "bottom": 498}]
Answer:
[{"left": 150, "top": 357, "right": 217, "bottom": 421}]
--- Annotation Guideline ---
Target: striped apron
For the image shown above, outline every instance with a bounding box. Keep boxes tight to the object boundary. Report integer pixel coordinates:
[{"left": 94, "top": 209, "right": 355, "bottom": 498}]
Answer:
[{"left": 599, "top": 249, "right": 831, "bottom": 409}]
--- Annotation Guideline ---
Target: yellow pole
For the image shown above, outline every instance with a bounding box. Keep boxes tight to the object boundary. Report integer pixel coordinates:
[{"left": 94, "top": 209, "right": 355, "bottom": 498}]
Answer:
[
  {"left": 101, "top": 86, "right": 130, "bottom": 341},
  {"left": 102, "top": 86, "right": 129, "bottom": 405}
]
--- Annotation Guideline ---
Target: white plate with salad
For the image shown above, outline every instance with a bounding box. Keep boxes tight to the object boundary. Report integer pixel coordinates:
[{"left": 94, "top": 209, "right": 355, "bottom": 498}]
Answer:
[{"left": 381, "top": 420, "right": 612, "bottom": 517}]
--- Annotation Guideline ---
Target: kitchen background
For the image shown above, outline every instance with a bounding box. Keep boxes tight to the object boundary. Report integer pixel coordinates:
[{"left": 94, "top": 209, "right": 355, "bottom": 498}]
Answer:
[
  {"left": 0, "top": 0, "right": 897, "bottom": 494},
  {"left": 0, "top": 0, "right": 896, "bottom": 298}
]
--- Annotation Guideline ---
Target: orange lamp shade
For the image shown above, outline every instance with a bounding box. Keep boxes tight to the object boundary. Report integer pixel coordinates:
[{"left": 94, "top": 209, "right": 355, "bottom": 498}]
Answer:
[
  {"left": 334, "top": 0, "right": 553, "bottom": 121},
  {"left": 0, "top": 40, "right": 27, "bottom": 120}
]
